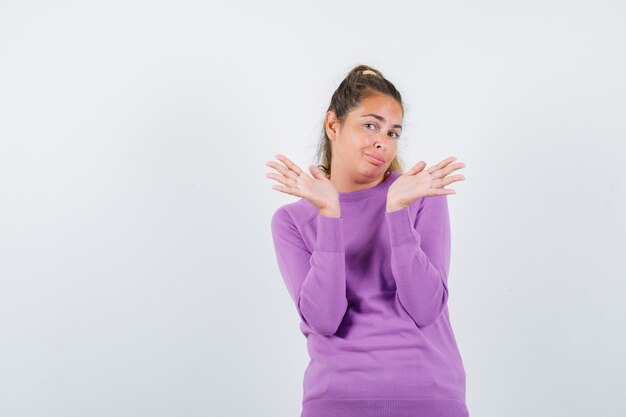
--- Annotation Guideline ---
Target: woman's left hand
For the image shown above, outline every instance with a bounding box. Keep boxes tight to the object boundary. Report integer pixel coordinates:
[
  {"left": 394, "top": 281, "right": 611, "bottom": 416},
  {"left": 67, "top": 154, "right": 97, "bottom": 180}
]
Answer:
[{"left": 386, "top": 156, "right": 466, "bottom": 212}]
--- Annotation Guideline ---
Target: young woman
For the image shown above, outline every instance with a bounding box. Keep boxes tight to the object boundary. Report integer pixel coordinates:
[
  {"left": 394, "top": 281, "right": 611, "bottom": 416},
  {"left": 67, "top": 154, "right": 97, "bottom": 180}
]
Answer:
[{"left": 266, "top": 65, "right": 468, "bottom": 417}]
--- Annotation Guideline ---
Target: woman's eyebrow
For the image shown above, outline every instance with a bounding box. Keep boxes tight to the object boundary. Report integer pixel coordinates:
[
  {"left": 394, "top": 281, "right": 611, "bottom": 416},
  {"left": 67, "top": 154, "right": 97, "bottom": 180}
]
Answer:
[{"left": 360, "top": 113, "right": 402, "bottom": 130}]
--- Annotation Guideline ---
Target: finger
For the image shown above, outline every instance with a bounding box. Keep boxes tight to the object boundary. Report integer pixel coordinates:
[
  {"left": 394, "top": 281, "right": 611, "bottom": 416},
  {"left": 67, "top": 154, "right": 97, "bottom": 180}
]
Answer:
[
  {"left": 426, "top": 156, "right": 456, "bottom": 174},
  {"left": 265, "top": 172, "right": 294, "bottom": 189},
  {"left": 433, "top": 187, "right": 456, "bottom": 196},
  {"left": 275, "top": 154, "right": 305, "bottom": 177},
  {"left": 433, "top": 174, "right": 465, "bottom": 188},
  {"left": 430, "top": 160, "right": 465, "bottom": 180},
  {"left": 406, "top": 161, "right": 426, "bottom": 175},
  {"left": 427, "top": 156, "right": 457, "bottom": 175},
  {"left": 266, "top": 157, "right": 307, "bottom": 180},
  {"left": 268, "top": 175, "right": 303, "bottom": 198},
  {"left": 265, "top": 160, "right": 293, "bottom": 179},
  {"left": 271, "top": 184, "right": 295, "bottom": 195},
  {"left": 308, "top": 164, "right": 326, "bottom": 180},
  {"left": 435, "top": 162, "right": 465, "bottom": 180}
]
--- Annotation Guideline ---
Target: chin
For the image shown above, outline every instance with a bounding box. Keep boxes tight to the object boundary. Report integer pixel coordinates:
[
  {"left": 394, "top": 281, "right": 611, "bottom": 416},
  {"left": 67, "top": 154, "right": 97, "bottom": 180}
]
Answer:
[{"left": 360, "top": 165, "right": 383, "bottom": 178}]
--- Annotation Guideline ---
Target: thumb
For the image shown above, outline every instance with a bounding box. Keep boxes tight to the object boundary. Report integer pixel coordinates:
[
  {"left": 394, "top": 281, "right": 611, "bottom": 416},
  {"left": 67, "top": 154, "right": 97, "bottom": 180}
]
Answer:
[
  {"left": 406, "top": 161, "right": 426, "bottom": 175},
  {"left": 309, "top": 164, "right": 326, "bottom": 180}
]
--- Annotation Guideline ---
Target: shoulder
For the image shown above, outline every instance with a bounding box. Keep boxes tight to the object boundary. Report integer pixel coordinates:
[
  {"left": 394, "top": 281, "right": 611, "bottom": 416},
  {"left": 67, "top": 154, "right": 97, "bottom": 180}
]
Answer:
[
  {"left": 270, "top": 199, "right": 319, "bottom": 252},
  {"left": 271, "top": 198, "right": 318, "bottom": 230}
]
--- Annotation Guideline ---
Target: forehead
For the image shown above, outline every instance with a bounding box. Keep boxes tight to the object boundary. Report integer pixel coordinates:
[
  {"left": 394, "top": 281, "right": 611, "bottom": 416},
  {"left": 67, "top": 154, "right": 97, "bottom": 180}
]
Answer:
[{"left": 350, "top": 94, "right": 403, "bottom": 123}]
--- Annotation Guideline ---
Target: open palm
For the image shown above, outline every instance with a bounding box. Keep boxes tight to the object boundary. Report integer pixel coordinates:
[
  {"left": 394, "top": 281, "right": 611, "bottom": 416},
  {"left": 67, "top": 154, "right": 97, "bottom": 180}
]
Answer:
[
  {"left": 388, "top": 156, "right": 466, "bottom": 209},
  {"left": 265, "top": 154, "right": 339, "bottom": 212}
]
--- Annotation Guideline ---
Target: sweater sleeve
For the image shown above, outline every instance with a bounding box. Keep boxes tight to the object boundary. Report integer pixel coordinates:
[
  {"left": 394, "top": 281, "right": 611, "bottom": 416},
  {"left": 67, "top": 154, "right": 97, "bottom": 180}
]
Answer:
[
  {"left": 270, "top": 208, "right": 348, "bottom": 336},
  {"left": 384, "top": 195, "right": 451, "bottom": 328}
]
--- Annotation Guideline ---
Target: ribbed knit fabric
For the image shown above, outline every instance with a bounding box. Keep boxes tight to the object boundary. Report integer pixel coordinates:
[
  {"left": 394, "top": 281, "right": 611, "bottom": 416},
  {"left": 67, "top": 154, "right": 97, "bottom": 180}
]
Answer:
[{"left": 270, "top": 170, "right": 469, "bottom": 417}]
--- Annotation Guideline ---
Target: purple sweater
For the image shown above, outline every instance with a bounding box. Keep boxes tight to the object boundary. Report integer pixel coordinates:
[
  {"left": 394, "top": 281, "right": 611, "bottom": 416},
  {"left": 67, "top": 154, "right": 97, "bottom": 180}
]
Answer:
[{"left": 270, "top": 170, "right": 469, "bottom": 417}]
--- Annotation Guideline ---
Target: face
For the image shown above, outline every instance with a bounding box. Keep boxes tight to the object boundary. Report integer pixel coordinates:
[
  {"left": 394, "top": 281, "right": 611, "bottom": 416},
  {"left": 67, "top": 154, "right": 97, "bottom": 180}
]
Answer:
[{"left": 326, "top": 93, "right": 403, "bottom": 180}]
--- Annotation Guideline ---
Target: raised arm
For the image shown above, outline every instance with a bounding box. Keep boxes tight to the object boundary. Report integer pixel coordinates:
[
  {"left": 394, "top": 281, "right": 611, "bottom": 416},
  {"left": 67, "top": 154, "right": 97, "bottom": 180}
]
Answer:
[
  {"left": 384, "top": 194, "right": 451, "bottom": 328},
  {"left": 270, "top": 208, "right": 348, "bottom": 336}
]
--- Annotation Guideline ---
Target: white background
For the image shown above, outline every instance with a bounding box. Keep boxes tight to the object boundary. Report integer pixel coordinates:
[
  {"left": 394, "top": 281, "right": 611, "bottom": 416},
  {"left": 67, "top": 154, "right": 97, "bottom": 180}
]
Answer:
[{"left": 1, "top": 1, "right": 625, "bottom": 416}]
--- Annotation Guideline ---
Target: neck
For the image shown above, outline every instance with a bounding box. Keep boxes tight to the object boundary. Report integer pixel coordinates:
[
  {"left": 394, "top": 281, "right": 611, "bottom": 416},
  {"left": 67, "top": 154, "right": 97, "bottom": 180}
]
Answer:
[{"left": 330, "top": 171, "right": 388, "bottom": 193}]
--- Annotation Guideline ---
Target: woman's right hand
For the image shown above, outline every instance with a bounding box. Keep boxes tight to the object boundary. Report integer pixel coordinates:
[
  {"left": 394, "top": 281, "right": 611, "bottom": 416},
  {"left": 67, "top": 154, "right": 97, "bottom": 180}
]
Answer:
[{"left": 265, "top": 154, "right": 340, "bottom": 217}]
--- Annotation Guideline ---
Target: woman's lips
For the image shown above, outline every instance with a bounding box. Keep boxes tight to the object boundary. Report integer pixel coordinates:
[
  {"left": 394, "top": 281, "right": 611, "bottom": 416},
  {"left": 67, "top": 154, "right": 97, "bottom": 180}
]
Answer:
[{"left": 364, "top": 153, "right": 384, "bottom": 166}]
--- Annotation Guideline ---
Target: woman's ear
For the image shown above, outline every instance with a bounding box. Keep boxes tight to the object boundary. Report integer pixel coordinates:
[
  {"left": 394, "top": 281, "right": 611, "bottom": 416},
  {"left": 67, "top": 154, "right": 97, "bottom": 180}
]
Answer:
[{"left": 325, "top": 111, "right": 340, "bottom": 142}]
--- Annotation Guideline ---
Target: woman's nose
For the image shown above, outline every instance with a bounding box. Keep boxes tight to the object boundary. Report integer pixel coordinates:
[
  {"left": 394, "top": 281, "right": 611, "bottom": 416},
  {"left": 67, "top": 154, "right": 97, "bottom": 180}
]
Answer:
[{"left": 374, "top": 134, "right": 388, "bottom": 148}]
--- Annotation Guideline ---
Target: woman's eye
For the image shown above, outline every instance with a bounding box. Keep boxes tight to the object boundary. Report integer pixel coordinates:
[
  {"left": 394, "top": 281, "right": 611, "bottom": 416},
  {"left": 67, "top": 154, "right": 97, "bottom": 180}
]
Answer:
[{"left": 365, "top": 123, "right": 399, "bottom": 139}]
